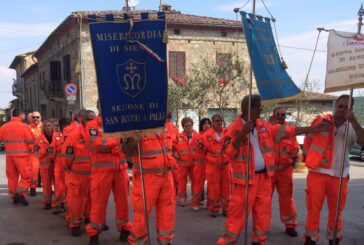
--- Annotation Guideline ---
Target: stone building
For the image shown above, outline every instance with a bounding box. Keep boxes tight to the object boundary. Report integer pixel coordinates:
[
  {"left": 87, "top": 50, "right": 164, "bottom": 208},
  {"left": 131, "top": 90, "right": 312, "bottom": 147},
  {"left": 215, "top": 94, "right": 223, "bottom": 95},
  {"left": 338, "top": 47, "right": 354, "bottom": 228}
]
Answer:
[
  {"left": 17, "top": 6, "right": 248, "bottom": 121},
  {"left": 9, "top": 51, "right": 35, "bottom": 112}
]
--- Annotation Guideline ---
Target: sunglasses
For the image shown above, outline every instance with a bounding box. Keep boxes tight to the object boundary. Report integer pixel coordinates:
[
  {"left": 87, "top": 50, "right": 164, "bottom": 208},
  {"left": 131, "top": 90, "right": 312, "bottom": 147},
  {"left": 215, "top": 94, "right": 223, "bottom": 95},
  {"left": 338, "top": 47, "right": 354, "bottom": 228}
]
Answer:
[
  {"left": 337, "top": 104, "right": 348, "bottom": 109},
  {"left": 32, "top": 116, "right": 40, "bottom": 119}
]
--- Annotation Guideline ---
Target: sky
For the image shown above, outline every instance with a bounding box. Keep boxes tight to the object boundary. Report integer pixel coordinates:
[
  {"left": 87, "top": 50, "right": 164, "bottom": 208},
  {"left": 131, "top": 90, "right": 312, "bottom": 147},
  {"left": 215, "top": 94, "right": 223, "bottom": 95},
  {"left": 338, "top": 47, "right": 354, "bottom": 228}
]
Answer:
[{"left": 0, "top": 0, "right": 362, "bottom": 108}]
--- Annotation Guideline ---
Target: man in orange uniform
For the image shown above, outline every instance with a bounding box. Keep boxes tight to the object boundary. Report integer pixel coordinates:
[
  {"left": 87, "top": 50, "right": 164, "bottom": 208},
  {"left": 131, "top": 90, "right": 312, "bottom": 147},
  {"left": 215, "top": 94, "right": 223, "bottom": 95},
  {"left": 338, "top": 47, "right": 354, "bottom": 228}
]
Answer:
[
  {"left": 0, "top": 109, "right": 34, "bottom": 205},
  {"left": 122, "top": 133, "right": 175, "bottom": 245},
  {"left": 200, "top": 114, "right": 231, "bottom": 217},
  {"left": 303, "top": 95, "right": 364, "bottom": 245},
  {"left": 85, "top": 115, "right": 132, "bottom": 245},
  {"left": 270, "top": 107, "right": 299, "bottom": 237},
  {"left": 165, "top": 113, "right": 179, "bottom": 194},
  {"left": 173, "top": 117, "right": 197, "bottom": 206},
  {"left": 28, "top": 111, "right": 42, "bottom": 196},
  {"left": 51, "top": 117, "right": 71, "bottom": 213},
  {"left": 217, "top": 95, "right": 330, "bottom": 245},
  {"left": 62, "top": 110, "right": 96, "bottom": 237}
]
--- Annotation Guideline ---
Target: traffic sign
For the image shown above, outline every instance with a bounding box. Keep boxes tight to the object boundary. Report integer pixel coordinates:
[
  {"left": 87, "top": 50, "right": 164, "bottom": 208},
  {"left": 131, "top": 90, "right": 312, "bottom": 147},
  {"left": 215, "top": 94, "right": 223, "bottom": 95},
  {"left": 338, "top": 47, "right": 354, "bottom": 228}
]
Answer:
[{"left": 65, "top": 83, "right": 77, "bottom": 96}]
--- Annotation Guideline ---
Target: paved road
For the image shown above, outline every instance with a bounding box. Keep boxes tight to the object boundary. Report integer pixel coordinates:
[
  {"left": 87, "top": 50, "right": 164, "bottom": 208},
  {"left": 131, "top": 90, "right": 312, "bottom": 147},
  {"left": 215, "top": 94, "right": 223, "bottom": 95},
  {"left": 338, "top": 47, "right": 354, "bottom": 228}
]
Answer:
[{"left": 0, "top": 153, "right": 363, "bottom": 245}]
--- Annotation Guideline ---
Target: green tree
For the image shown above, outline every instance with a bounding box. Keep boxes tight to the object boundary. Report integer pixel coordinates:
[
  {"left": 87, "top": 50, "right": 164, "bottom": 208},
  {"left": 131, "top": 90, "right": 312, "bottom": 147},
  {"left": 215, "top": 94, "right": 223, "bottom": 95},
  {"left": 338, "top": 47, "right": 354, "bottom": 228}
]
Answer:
[{"left": 186, "top": 53, "right": 248, "bottom": 124}]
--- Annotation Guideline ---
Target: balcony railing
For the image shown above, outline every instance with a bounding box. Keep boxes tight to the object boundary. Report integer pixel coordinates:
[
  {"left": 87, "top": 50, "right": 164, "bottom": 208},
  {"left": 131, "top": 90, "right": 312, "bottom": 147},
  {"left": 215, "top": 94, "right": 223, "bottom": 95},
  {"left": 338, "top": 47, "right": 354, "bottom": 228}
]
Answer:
[
  {"left": 12, "top": 81, "right": 22, "bottom": 96},
  {"left": 47, "top": 80, "right": 63, "bottom": 98}
]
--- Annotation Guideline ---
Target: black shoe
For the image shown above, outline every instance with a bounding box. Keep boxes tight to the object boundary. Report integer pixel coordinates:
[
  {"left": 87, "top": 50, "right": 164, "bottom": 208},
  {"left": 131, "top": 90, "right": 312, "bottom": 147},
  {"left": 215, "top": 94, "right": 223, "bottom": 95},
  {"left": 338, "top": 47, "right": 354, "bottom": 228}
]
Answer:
[
  {"left": 84, "top": 218, "right": 90, "bottom": 224},
  {"left": 13, "top": 193, "right": 20, "bottom": 204},
  {"left": 30, "top": 188, "right": 36, "bottom": 196},
  {"left": 329, "top": 238, "right": 340, "bottom": 245},
  {"left": 103, "top": 224, "right": 109, "bottom": 231},
  {"left": 119, "top": 230, "right": 131, "bottom": 242},
  {"left": 286, "top": 228, "right": 298, "bottom": 237},
  {"left": 223, "top": 210, "right": 228, "bottom": 217},
  {"left": 53, "top": 207, "right": 63, "bottom": 215},
  {"left": 252, "top": 243, "right": 261, "bottom": 245},
  {"left": 18, "top": 195, "right": 29, "bottom": 206},
  {"left": 71, "top": 227, "right": 82, "bottom": 237},
  {"left": 89, "top": 235, "right": 99, "bottom": 245},
  {"left": 210, "top": 211, "right": 219, "bottom": 217},
  {"left": 44, "top": 203, "right": 52, "bottom": 210},
  {"left": 304, "top": 236, "right": 316, "bottom": 245}
]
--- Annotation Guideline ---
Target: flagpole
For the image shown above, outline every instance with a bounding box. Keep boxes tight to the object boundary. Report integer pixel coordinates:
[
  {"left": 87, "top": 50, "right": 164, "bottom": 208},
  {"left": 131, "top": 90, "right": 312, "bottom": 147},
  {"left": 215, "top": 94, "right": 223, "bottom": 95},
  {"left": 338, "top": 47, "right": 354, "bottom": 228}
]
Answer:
[
  {"left": 243, "top": 1, "right": 255, "bottom": 245},
  {"left": 137, "top": 141, "right": 151, "bottom": 245},
  {"left": 332, "top": 5, "right": 363, "bottom": 245}
]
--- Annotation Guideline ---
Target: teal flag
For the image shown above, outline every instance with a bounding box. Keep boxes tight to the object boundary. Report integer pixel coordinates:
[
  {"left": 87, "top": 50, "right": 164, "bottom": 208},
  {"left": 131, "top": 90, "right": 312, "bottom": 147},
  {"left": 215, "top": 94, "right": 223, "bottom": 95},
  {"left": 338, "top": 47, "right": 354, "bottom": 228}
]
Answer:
[{"left": 240, "top": 11, "right": 301, "bottom": 104}]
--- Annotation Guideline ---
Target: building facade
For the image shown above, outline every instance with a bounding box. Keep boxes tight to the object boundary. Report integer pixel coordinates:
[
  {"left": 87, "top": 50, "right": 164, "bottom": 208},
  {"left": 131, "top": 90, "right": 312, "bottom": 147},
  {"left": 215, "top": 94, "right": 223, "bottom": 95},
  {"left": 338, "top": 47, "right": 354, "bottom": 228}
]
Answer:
[{"left": 16, "top": 6, "right": 248, "bottom": 121}]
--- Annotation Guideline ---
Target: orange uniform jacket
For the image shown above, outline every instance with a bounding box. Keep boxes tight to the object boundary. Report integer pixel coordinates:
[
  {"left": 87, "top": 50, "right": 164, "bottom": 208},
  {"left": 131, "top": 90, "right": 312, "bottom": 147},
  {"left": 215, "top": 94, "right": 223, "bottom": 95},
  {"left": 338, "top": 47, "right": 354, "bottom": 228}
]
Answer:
[
  {"left": 36, "top": 134, "right": 54, "bottom": 168},
  {"left": 62, "top": 125, "right": 92, "bottom": 175},
  {"left": 85, "top": 116, "right": 126, "bottom": 171},
  {"left": 201, "top": 128, "right": 228, "bottom": 166},
  {"left": 173, "top": 131, "right": 197, "bottom": 166},
  {"left": 0, "top": 117, "right": 34, "bottom": 156},
  {"left": 303, "top": 114, "right": 335, "bottom": 169},
  {"left": 223, "top": 116, "right": 296, "bottom": 185},
  {"left": 274, "top": 122, "right": 299, "bottom": 167}
]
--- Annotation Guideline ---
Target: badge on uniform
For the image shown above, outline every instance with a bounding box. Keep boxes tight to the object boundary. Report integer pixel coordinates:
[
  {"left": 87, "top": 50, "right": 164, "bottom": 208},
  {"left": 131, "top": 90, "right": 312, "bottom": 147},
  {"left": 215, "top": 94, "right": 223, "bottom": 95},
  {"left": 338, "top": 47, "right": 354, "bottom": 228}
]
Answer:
[
  {"left": 48, "top": 147, "right": 54, "bottom": 154},
  {"left": 89, "top": 128, "right": 98, "bottom": 136},
  {"left": 56, "top": 136, "right": 60, "bottom": 141},
  {"left": 66, "top": 146, "right": 74, "bottom": 155},
  {"left": 33, "top": 145, "right": 39, "bottom": 152},
  {"left": 198, "top": 141, "right": 204, "bottom": 150},
  {"left": 260, "top": 127, "right": 266, "bottom": 133},
  {"left": 79, "top": 139, "right": 85, "bottom": 143},
  {"left": 40, "top": 140, "right": 44, "bottom": 144},
  {"left": 179, "top": 137, "right": 185, "bottom": 142},
  {"left": 208, "top": 136, "right": 213, "bottom": 142},
  {"left": 223, "top": 136, "right": 231, "bottom": 149}
]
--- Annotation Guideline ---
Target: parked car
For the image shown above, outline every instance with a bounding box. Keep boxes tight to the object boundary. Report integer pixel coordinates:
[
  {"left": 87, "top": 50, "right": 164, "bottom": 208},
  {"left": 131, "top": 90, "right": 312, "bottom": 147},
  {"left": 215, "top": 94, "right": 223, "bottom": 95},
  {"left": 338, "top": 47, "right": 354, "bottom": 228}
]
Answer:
[{"left": 349, "top": 143, "right": 364, "bottom": 161}]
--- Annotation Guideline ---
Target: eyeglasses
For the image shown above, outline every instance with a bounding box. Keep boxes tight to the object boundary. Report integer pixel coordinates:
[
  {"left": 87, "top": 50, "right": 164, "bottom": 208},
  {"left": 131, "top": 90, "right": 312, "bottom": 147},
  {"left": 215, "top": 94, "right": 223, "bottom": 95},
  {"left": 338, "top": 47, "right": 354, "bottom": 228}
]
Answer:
[
  {"left": 337, "top": 104, "right": 348, "bottom": 109},
  {"left": 32, "top": 116, "right": 40, "bottom": 119}
]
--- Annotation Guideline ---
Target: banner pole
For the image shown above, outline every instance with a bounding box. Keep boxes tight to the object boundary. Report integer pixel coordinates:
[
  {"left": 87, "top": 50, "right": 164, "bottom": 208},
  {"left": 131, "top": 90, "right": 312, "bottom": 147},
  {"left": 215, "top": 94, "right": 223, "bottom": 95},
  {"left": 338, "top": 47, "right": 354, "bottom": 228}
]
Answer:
[
  {"left": 243, "top": 1, "right": 255, "bottom": 245},
  {"left": 137, "top": 141, "right": 151, "bottom": 245}
]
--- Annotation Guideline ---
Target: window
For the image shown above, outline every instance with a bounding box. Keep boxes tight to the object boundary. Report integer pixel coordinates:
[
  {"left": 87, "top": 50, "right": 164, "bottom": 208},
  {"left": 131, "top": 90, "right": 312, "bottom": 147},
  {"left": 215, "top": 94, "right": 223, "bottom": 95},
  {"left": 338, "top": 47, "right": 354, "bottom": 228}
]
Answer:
[
  {"left": 49, "top": 61, "right": 63, "bottom": 97},
  {"left": 50, "top": 61, "right": 62, "bottom": 81},
  {"left": 169, "top": 51, "right": 186, "bottom": 78},
  {"left": 216, "top": 53, "right": 231, "bottom": 68},
  {"left": 63, "top": 55, "right": 71, "bottom": 82}
]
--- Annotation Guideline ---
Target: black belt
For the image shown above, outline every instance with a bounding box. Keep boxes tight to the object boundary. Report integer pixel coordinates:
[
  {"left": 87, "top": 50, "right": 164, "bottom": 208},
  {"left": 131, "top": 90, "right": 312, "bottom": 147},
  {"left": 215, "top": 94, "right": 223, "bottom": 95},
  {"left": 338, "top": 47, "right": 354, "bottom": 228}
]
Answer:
[{"left": 255, "top": 168, "right": 266, "bottom": 174}]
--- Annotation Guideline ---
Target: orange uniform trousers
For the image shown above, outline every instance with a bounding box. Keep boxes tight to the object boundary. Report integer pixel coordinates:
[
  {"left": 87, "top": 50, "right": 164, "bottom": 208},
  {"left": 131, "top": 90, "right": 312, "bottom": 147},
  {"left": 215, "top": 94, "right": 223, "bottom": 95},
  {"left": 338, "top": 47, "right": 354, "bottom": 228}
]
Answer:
[
  {"left": 6, "top": 155, "right": 32, "bottom": 197},
  {"left": 206, "top": 163, "right": 231, "bottom": 213},
  {"left": 191, "top": 163, "right": 206, "bottom": 207},
  {"left": 176, "top": 165, "right": 194, "bottom": 204},
  {"left": 30, "top": 155, "right": 39, "bottom": 189},
  {"left": 305, "top": 171, "right": 348, "bottom": 241},
  {"left": 39, "top": 161, "right": 54, "bottom": 205},
  {"left": 217, "top": 173, "right": 271, "bottom": 245},
  {"left": 67, "top": 173, "right": 91, "bottom": 228},
  {"left": 271, "top": 166, "right": 297, "bottom": 228},
  {"left": 53, "top": 155, "right": 66, "bottom": 208},
  {"left": 86, "top": 169, "right": 131, "bottom": 236},
  {"left": 128, "top": 172, "right": 175, "bottom": 245}
]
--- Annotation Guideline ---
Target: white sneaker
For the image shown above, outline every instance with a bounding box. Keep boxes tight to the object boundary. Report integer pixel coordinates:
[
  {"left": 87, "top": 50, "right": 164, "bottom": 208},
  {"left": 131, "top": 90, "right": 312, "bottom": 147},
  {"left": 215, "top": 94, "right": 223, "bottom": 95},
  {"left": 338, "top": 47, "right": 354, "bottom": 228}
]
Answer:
[{"left": 192, "top": 206, "right": 199, "bottom": 212}]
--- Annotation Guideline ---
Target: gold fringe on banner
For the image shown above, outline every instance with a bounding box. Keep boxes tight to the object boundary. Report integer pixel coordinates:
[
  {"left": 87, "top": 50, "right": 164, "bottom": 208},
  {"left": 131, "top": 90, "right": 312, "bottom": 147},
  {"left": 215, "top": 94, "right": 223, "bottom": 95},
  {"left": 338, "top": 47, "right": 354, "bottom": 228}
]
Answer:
[
  {"left": 261, "top": 92, "right": 302, "bottom": 106},
  {"left": 102, "top": 126, "right": 165, "bottom": 140}
]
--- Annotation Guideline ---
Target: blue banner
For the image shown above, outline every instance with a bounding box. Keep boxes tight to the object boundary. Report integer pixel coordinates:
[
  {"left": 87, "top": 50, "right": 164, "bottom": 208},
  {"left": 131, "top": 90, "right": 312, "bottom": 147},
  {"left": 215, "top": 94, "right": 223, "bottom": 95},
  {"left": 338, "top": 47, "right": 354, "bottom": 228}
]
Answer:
[
  {"left": 240, "top": 12, "right": 301, "bottom": 103},
  {"left": 89, "top": 14, "right": 167, "bottom": 136}
]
